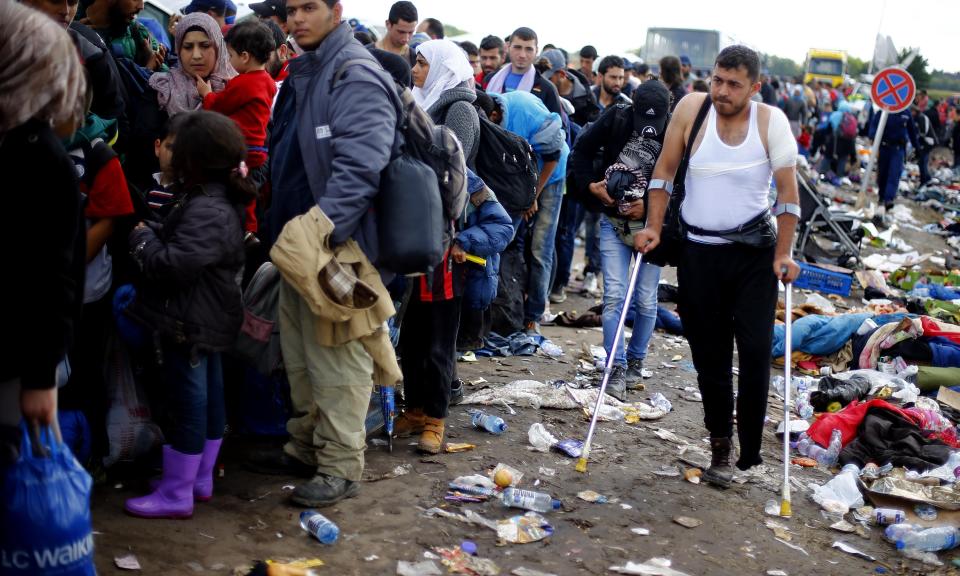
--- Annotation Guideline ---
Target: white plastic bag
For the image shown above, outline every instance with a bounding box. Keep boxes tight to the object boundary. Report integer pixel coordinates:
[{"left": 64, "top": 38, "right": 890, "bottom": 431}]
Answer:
[
  {"left": 528, "top": 423, "right": 558, "bottom": 452},
  {"left": 103, "top": 335, "right": 163, "bottom": 467}
]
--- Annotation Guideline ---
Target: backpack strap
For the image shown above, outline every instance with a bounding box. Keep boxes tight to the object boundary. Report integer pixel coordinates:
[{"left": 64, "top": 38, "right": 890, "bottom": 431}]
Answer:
[{"left": 673, "top": 95, "right": 712, "bottom": 196}]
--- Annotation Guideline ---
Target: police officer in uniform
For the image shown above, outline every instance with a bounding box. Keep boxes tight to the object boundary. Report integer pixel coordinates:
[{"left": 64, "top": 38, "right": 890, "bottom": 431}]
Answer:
[{"left": 870, "top": 108, "right": 918, "bottom": 218}]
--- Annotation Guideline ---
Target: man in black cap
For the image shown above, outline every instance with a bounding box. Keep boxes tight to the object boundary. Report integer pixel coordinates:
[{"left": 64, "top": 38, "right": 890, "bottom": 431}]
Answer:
[
  {"left": 250, "top": 0, "right": 287, "bottom": 34},
  {"left": 541, "top": 48, "right": 599, "bottom": 127},
  {"left": 569, "top": 81, "right": 672, "bottom": 400}
]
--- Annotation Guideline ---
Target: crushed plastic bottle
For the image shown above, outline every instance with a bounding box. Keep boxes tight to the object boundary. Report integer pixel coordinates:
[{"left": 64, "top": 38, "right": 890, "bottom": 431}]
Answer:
[
  {"left": 540, "top": 340, "right": 563, "bottom": 357},
  {"left": 891, "top": 525, "right": 960, "bottom": 552},
  {"left": 648, "top": 392, "right": 672, "bottom": 413},
  {"left": 795, "top": 392, "right": 814, "bottom": 419},
  {"left": 299, "top": 510, "right": 339, "bottom": 544},
  {"left": 499, "top": 487, "right": 561, "bottom": 513},
  {"left": 472, "top": 412, "right": 507, "bottom": 434},
  {"left": 818, "top": 429, "right": 843, "bottom": 467}
]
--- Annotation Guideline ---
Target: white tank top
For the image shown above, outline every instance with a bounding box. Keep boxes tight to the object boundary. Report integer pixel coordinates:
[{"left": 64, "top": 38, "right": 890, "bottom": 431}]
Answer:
[{"left": 682, "top": 101, "right": 772, "bottom": 245}]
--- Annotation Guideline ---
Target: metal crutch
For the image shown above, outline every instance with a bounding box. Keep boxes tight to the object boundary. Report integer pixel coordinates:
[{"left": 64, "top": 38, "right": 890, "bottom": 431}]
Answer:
[
  {"left": 576, "top": 252, "right": 644, "bottom": 473},
  {"left": 780, "top": 270, "right": 794, "bottom": 517}
]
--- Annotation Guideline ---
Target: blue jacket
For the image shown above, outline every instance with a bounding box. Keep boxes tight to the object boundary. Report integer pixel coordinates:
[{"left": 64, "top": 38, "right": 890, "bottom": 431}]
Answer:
[
  {"left": 870, "top": 108, "right": 919, "bottom": 150},
  {"left": 490, "top": 91, "right": 569, "bottom": 187},
  {"left": 268, "top": 23, "right": 397, "bottom": 266},
  {"left": 458, "top": 183, "right": 514, "bottom": 310}
]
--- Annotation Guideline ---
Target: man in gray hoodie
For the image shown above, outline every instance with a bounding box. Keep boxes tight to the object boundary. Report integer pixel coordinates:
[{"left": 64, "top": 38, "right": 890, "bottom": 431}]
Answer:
[{"left": 246, "top": 0, "right": 398, "bottom": 508}]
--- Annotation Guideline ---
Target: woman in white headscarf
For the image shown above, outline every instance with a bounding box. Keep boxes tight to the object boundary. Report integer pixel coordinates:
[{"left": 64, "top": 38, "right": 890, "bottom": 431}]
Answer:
[{"left": 412, "top": 39, "right": 479, "bottom": 166}]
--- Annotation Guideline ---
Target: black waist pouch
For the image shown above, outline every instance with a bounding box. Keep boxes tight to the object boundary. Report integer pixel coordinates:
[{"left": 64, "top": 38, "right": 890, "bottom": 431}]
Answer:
[{"left": 683, "top": 210, "right": 777, "bottom": 248}]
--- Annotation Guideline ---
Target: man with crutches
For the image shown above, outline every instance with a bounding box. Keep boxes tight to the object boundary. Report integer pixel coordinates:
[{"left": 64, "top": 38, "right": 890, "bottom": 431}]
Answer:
[
  {"left": 571, "top": 81, "right": 673, "bottom": 401},
  {"left": 634, "top": 46, "right": 801, "bottom": 488}
]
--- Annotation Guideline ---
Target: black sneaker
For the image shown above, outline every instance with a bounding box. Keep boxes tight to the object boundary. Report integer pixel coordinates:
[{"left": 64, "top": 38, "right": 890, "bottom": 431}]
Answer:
[
  {"left": 291, "top": 473, "right": 361, "bottom": 507},
  {"left": 244, "top": 449, "right": 316, "bottom": 477},
  {"left": 605, "top": 364, "right": 627, "bottom": 402},
  {"left": 449, "top": 379, "right": 465, "bottom": 406}
]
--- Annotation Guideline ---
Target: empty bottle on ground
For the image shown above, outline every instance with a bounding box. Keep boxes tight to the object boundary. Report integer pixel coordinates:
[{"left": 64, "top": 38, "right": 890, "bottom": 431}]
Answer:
[
  {"left": 889, "top": 524, "right": 960, "bottom": 552},
  {"left": 300, "top": 510, "right": 339, "bottom": 544},
  {"left": 499, "top": 487, "right": 561, "bottom": 513},
  {"left": 472, "top": 412, "right": 507, "bottom": 434}
]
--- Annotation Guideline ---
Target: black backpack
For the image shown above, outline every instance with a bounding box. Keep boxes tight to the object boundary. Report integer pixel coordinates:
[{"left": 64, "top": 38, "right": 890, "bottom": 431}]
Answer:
[
  {"left": 473, "top": 113, "right": 539, "bottom": 217},
  {"left": 334, "top": 59, "right": 468, "bottom": 275}
]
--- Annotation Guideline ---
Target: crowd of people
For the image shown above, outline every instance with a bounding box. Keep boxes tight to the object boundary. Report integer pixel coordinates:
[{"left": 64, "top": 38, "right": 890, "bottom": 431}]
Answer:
[{"left": 3, "top": 0, "right": 814, "bottom": 525}]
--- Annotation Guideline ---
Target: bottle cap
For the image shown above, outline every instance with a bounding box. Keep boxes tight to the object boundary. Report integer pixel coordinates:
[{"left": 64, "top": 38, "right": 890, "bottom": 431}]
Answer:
[
  {"left": 895, "top": 541, "right": 905, "bottom": 550},
  {"left": 551, "top": 499, "right": 562, "bottom": 510},
  {"left": 461, "top": 540, "right": 477, "bottom": 555}
]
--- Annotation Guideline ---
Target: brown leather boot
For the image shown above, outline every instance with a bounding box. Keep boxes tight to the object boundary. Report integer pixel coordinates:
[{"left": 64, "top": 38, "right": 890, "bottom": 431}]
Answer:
[
  {"left": 393, "top": 408, "right": 426, "bottom": 438},
  {"left": 417, "top": 417, "right": 445, "bottom": 454},
  {"left": 702, "top": 437, "right": 734, "bottom": 489}
]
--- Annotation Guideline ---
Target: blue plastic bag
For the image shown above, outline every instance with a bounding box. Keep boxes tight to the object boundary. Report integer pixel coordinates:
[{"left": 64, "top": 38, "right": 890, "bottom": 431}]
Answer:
[{"left": 1, "top": 423, "right": 95, "bottom": 575}]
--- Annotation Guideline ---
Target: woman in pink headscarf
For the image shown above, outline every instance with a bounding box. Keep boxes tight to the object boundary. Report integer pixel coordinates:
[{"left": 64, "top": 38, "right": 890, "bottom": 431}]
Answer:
[{"left": 149, "top": 12, "right": 235, "bottom": 116}]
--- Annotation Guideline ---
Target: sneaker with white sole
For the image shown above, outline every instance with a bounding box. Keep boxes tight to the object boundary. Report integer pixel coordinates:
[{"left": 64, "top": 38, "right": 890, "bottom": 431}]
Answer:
[
  {"left": 549, "top": 287, "right": 567, "bottom": 304},
  {"left": 582, "top": 272, "right": 599, "bottom": 295}
]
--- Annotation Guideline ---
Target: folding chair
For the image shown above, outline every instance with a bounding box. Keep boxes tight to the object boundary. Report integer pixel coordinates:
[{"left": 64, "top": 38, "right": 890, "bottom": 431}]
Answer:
[{"left": 794, "top": 170, "right": 863, "bottom": 267}]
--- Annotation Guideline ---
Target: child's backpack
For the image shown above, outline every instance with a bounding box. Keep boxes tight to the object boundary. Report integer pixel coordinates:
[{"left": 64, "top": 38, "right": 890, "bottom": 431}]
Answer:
[
  {"left": 474, "top": 113, "right": 539, "bottom": 218},
  {"left": 839, "top": 111, "right": 858, "bottom": 140},
  {"left": 333, "top": 59, "right": 468, "bottom": 276}
]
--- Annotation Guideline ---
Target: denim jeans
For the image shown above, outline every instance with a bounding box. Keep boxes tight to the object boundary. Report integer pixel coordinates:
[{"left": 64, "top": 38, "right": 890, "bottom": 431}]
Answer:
[
  {"left": 524, "top": 181, "right": 563, "bottom": 324},
  {"left": 552, "top": 196, "right": 601, "bottom": 294},
  {"left": 598, "top": 216, "right": 661, "bottom": 365},
  {"left": 583, "top": 210, "right": 601, "bottom": 275},
  {"left": 165, "top": 345, "right": 225, "bottom": 455}
]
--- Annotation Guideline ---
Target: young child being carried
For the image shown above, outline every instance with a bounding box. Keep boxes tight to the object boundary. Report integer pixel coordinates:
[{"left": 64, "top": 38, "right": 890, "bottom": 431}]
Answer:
[{"left": 197, "top": 20, "right": 277, "bottom": 245}]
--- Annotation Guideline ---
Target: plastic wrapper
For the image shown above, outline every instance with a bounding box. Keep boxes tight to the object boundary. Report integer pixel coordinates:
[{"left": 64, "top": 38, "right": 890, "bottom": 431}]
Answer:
[
  {"left": 496, "top": 512, "right": 554, "bottom": 544},
  {"left": 552, "top": 439, "right": 583, "bottom": 458}
]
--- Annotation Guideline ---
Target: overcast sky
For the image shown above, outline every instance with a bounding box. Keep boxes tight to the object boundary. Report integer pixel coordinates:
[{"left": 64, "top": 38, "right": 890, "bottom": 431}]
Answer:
[{"left": 346, "top": 0, "right": 960, "bottom": 73}]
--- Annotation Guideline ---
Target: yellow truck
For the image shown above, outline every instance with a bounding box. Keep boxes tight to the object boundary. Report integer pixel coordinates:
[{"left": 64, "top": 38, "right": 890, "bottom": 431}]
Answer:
[{"left": 804, "top": 49, "right": 847, "bottom": 87}]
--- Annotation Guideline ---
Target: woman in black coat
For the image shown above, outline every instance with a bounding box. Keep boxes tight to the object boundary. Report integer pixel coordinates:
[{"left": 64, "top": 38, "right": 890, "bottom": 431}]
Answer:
[{"left": 0, "top": 1, "right": 88, "bottom": 460}]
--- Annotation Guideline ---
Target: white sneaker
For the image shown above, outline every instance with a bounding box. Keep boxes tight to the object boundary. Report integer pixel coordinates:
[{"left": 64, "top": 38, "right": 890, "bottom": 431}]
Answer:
[{"left": 582, "top": 272, "right": 599, "bottom": 295}]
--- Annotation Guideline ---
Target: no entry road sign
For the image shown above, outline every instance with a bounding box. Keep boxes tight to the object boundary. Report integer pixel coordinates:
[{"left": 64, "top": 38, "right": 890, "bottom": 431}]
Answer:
[{"left": 871, "top": 67, "right": 916, "bottom": 113}]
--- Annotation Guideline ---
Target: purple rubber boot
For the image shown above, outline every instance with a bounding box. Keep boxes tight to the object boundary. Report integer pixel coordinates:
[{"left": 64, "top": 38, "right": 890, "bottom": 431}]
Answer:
[
  {"left": 126, "top": 446, "right": 201, "bottom": 519},
  {"left": 194, "top": 438, "right": 223, "bottom": 502}
]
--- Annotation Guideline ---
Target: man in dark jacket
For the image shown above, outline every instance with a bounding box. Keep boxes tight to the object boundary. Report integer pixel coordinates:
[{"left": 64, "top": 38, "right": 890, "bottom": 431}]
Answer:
[
  {"left": 249, "top": 0, "right": 397, "bottom": 507},
  {"left": 540, "top": 48, "right": 599, "bottom": 128},
  {"left": 592, "top": 55, "right": 632, "bottom": 111}
]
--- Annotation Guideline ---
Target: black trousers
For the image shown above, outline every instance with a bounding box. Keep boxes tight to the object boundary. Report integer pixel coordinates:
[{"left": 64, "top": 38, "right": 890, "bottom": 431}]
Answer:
[
  {"left": 400, "top": 296, "right": 461, "bottom": 419},
  {"left": 677, "top": 240, "right": 778, "bottom": 470}
]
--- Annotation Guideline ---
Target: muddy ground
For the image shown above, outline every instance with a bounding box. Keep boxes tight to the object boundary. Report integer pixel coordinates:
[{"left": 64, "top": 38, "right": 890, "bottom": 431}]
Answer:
[{"left": 91, "top": 180, "right": 959, "bottom": 575}]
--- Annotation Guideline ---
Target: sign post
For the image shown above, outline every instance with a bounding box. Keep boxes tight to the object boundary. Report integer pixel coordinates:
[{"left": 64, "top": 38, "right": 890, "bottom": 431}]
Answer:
[{"left": 856, "top": 67, "right": 916, "bottom": 209}]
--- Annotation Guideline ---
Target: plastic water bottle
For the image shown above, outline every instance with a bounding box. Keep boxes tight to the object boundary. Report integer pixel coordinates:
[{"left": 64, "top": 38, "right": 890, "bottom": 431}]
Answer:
[
  {"left": 499, "top": 487, "right": 561, "bottom": 513},
  {"left": 797, "top": 434, "right": 825, "bottom": 461},
  {"left": 795, "top": 392, "right": 814, "bottom": 419},
  {"left": 895, "top": 525, "right": 960, "bottom": 552},
  {"left": 299, "top": 510, "right": 339, "bottom": 544},
  {"left": 472, "top": 412, "right": 507, "bottom": 434},
  {"left": 884, "top": 523, "right": 920, "bottom": 544},
  {"left": 817, "top": 429, "right": 843, "bottom": 467}
]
